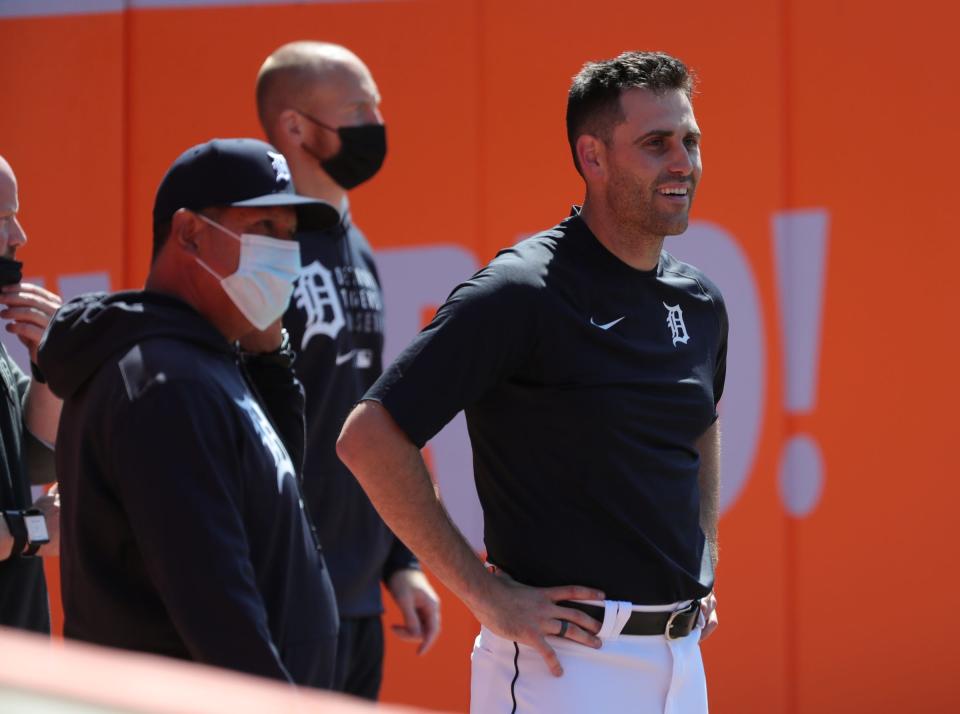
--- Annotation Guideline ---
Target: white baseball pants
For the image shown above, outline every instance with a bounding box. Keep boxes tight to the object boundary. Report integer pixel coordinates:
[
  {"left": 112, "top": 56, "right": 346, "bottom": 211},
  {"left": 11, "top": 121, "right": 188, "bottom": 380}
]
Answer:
[{"left": 469, "top": 600, "right": 708, "bottom": 714}]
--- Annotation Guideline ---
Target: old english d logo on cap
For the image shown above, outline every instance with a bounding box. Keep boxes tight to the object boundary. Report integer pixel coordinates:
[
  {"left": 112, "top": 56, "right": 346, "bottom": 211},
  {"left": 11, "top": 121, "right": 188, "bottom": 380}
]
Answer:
[{"left": 152, "top": 138, "right": 339, "bottom": 232}]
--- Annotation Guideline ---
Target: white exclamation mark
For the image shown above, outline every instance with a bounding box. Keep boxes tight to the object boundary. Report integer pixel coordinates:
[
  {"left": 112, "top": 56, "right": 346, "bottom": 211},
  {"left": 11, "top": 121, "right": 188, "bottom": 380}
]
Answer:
[{"left": 773, "top": 210, "right": 829, "bottom": 517}]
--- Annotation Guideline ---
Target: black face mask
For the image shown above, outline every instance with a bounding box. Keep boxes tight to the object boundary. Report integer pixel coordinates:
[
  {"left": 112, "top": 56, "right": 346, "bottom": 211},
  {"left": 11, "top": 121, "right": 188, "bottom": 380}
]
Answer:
[
  {"left": 0, "top": 256, "right": 23, "bottom": 287},
  {"left": 299, "top": 111, "right": 387, "bottom": 190}
]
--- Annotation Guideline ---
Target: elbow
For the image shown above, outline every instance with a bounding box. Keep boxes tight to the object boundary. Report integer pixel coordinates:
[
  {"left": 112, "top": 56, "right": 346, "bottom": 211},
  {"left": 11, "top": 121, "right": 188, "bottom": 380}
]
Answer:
[
  {"left": 336, "top": 404, "right": 367, "bottom": 473},
  {"left": 335, "top": 426, "right": 355, "bottom": 472},
  {"left": 337, "top": 400, "right": 411, "bottom": 482}
]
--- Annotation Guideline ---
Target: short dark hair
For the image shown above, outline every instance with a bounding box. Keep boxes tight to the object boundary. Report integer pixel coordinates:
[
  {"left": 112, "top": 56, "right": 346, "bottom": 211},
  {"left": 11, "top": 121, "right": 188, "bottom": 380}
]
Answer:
[
  {"left": 151, "top": 206, "right": 223, "bottom": 264},
  {"left": 566, "top": 51, "right": 695, "bottom": 176}
]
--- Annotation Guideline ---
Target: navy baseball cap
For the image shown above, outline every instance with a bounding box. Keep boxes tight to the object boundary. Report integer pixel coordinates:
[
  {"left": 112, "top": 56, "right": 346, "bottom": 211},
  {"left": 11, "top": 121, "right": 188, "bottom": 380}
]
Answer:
[{"left": 153, "top": 138, "right": 339, "bottom": 231}]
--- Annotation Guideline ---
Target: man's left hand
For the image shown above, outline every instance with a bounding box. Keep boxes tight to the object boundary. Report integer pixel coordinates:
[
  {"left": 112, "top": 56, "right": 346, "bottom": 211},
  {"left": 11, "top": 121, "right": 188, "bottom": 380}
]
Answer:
[
  {"left": 387, "top": 568, "right": 441, "bottom": 655},
  {"left": 699, "top": 592, "right": 718, "bottom": 642},
  {"left": 0, "top": 283, "right": 63, "bottom": 363}
]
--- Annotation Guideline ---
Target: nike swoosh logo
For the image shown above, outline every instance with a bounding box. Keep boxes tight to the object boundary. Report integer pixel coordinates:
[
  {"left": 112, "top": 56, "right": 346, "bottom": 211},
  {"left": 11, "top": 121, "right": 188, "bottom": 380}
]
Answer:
[
  {"left": 335, "top": 350, "right": 356, "bottom": 366},
  {"left": 590, "top": 316, "right": 626, "bottom": 331}
]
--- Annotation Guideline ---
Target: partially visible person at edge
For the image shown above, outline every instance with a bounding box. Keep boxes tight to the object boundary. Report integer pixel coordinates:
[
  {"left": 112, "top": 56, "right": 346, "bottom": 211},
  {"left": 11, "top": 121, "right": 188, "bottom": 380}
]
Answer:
[
  {"left": 36, "top": 139, "right": 342, "bottom": 685},
  {"left": 0, "top": 154, "right": 63, "bottom": 633},
  {"left": 337, "top": 51, "right": 725, "bottom": 713},
  {"left": 256, "top": 41, "right": 440, "bottom": 699}
]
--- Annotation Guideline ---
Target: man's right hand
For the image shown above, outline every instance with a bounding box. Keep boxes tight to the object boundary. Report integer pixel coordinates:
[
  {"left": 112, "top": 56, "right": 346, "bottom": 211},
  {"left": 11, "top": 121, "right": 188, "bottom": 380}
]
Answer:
[
  {"left": 338, "top": 403, "right": 605, "bottom": 677},
  {"left": 472, "top": 571, "right": 605, "bottom": 677}
]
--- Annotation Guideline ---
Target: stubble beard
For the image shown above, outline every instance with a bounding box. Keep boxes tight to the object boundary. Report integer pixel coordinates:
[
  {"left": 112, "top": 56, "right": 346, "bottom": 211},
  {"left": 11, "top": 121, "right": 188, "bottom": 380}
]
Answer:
[{"left": 608, "top": 168, "right": 693, "bottom": 241}]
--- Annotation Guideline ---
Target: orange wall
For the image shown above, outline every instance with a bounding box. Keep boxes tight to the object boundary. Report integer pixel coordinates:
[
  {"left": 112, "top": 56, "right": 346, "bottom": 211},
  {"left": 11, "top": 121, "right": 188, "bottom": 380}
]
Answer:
[{"left": 3, "top": 1, "right": 959, "bottom": 712}]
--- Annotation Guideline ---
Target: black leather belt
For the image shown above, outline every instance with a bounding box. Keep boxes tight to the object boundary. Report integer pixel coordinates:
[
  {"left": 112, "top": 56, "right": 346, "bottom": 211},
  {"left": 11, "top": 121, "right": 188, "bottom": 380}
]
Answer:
[{"left": 559, "top": 599, "right": 701, "bottom": 640}]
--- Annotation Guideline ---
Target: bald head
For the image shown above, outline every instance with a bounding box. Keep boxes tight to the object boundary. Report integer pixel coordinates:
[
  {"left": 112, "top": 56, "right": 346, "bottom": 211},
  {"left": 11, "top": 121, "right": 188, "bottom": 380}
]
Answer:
[
  {"left": 255, "top": 41, "right": 384, "bottom": 201},
  {"left": 256, "top": 41, "right": 378, "bottom": 144},
  {"left": 0, "top": 155, "right": 27, "bottom": 257},
  {"left": 0, "top": 156, "right": 17, "bottom": 206},
  {"left": 0, "top": 156, "right": 19, "bottom": 218}
]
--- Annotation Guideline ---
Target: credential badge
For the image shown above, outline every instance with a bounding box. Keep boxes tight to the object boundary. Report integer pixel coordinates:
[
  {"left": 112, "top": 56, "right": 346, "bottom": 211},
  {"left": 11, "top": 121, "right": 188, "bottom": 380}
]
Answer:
[
  {"left": 267, "top": 151, "right": 291, "bottom": 184},
  {"left": 663, "top": 302, "right": 690, "bottom": 347}
]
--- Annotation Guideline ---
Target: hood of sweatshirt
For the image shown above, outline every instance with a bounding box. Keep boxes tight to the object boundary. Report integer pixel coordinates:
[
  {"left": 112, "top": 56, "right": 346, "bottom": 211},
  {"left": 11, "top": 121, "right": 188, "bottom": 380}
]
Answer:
[{"left": 37, "top": 290, "right": 233, "bottom": 400}]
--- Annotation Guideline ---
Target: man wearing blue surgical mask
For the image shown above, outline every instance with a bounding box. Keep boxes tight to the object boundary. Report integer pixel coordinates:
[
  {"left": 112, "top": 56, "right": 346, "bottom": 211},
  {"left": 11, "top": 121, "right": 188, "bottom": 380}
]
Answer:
[
  {"left": 256, "top": 42, "right": 440, "bottom": 700},
  {"left": 37, "top": 138, "right": 342, "bottom": 687}
]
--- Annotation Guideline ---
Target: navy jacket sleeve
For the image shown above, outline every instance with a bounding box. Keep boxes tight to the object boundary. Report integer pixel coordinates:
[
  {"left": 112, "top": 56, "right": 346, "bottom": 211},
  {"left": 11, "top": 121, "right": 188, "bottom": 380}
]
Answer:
[
  {"left": 381, "top": 536, "right": 419, "bottom": 583},
  {"left": 111, "top": 379, "right": 292, "bottom": 683}
]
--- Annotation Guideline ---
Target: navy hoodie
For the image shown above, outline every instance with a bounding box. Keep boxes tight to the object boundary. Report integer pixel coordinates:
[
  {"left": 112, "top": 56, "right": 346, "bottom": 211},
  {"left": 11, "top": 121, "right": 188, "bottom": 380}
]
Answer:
[{"left": 37, "top": 291, "right": 338, "bottom": 686}]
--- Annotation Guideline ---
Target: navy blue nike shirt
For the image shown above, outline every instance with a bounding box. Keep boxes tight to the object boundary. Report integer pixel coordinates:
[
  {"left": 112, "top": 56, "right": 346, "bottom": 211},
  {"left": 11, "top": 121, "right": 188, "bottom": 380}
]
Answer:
[{"left": 366, "top": 208, "right": 727, "bottom": 604}]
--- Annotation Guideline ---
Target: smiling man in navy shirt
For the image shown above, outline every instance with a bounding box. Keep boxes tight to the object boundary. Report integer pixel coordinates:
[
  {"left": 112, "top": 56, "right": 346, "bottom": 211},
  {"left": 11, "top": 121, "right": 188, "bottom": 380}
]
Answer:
[{"left": 338, "top": 51, "right": 726, "bottom": 713}]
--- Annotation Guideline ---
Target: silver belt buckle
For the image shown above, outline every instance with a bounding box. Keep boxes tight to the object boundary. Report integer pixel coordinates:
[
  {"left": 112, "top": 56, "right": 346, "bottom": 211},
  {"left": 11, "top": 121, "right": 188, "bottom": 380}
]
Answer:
[{"left": 664, "top": 601, "right": 697, "bottom": 640}]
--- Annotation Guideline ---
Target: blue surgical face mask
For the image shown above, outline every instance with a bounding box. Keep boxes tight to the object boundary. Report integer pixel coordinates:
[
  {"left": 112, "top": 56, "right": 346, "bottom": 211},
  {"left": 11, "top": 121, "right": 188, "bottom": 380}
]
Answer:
[{"left": 194, "top": 213, "right": 301, "bottom": 331}]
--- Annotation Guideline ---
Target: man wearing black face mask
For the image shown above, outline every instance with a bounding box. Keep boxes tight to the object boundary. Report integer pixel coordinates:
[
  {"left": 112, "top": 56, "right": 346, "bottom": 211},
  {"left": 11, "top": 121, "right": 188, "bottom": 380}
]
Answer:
[
  {"left": 0, "top": 155, "right": 64, "bottom": 634},
  {"left": 256, "top": 42, "right": 440, "bottom": 700}
]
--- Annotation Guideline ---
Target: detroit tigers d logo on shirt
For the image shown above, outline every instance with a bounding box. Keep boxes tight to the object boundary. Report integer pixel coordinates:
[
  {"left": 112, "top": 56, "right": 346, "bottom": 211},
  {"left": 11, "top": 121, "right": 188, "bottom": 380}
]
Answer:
[
  {"left": 663, "top": 302, "right": 690, "bottom": 347},
  {"left": 292, "top": 259, "right": 384, "bottom": 351},
  {"left": 293, "top": 261, "right": 346, "bottom": 349}
]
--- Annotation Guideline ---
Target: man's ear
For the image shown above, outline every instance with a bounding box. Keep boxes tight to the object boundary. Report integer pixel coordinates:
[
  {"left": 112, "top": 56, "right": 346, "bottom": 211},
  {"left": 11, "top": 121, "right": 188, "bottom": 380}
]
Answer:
[
  {"left": 577, "top": 134, "right": 606, "bottom": 182},
  {"left": 171, "top": 209, "right": 201, "bottom": 255},
  {"left": 277, "top": 108, "right": 305, "bottom": 144}
]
